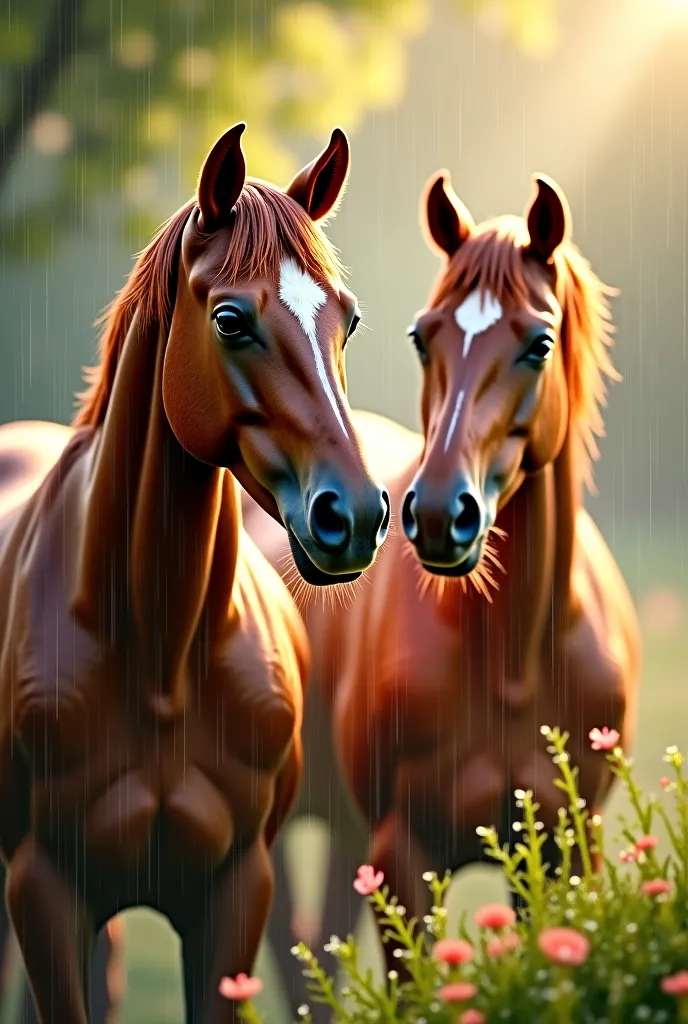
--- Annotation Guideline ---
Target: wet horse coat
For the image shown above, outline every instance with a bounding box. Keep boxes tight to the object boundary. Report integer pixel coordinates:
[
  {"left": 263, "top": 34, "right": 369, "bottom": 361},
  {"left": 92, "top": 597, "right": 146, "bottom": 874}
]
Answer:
[
  {"left": 0, "top": 426, "right": 121, "bottom": 1024},
  {"left": 243, "top": 171, "right": 641, "bottom": 998},
  {"left": 0, "top": 124, "right": 390, "bottom": 1023}
]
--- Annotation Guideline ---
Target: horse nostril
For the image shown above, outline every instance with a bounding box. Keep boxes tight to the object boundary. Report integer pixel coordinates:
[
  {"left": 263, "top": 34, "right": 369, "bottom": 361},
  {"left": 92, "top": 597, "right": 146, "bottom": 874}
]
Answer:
[
  {"left": 450, "top": 492, "right": 482, "bottom": 548},
  {"left": 308, "top": 489, "right": 352, "bottom": 554},
  {"left": 375, "top": 489, "right": 392, "bottom": 546},
  {"left": 401, "top": 489, "right": 418, "bottom": 542}
]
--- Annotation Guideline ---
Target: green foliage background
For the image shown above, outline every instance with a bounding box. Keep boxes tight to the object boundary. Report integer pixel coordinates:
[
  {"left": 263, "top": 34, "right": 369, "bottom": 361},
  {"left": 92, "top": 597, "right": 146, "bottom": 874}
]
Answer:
[{"left": 0, "top": 0, "right": 559, "bottom": 258}]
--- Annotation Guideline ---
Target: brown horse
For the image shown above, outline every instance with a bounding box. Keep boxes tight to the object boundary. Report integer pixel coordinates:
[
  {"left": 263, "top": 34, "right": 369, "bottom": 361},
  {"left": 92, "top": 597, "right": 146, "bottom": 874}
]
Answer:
[
  {"left": 0, "top": 122, "right": 391, "bottom": 1024},
  {"left": 243, "top": 170, "right": 641, "bottom": 996}
]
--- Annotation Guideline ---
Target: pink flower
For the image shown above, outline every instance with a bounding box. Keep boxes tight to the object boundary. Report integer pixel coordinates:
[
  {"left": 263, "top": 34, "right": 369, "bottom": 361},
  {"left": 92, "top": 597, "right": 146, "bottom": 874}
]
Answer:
[
  {"left": 635, "top": 835, "right": 659, "bottom": 851},
  {"left": 432, "top": 938, "right": 474, "bottom": 964},
  {"left": 474, "top": 903, "right": 516, "bottom": 929},
  {"left": 218, "top": 974, "right": 263, "bottom": 1000},
  {"left": 661, "top": 971, "right": 688, "bottom": 997},
  {"left": 487, "top": 933, "right": 522, "bottom": 957},
  {"left": 641, "top": 878, "right": 672, "bottom": 897},
  {"left": 660, "top": 776, "right": 672, "bottom": 788},
  {"left": 353, "top": 865, "right": 384, "bottom": 895},
  {"left": 589, "top": 726, "right": 620, "bottom": 751},
  {"left": 438, "top": 982, "right": 477, "bottom": 1003},
  {"left": 538, "top": 927, "right": 590, "bottom": 966},
  {"left": 460, "top": 1011, "right": 486, "bottom": 1024},
  {"left": 620, "top": 848, "right": 639, "bottom": 864}
]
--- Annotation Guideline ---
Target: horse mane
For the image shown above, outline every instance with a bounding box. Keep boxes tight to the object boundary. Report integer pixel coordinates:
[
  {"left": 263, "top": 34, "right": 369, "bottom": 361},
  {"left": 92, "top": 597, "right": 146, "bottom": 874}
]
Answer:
[
  {"left": 74, "top": 181, "right": 343, "bottom": 427},
  {"left": 430, "top": 215, "right": 619, "bottom": 491}
]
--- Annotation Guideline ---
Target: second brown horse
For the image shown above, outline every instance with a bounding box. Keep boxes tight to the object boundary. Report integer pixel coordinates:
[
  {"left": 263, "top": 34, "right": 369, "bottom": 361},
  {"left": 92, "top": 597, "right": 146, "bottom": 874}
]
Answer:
[{"left": 244, "top": 169, "right": 641, "bottom": 1004}]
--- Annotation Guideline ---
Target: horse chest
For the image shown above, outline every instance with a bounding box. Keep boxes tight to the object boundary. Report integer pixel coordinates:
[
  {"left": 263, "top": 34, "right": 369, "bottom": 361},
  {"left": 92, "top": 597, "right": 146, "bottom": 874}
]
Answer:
[
  {"left": 11, "top": 619, "right": 113, "bottom": 775},
  {"left": 376, "top": 629, "right": 503, "bottom": 753},
  {"left": 15, "top": 632, "right": 297, "bottom": 869}
]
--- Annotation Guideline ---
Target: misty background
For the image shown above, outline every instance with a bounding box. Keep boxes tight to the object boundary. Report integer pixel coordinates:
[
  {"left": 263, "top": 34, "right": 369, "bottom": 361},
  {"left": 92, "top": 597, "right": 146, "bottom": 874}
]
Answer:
[{"left": 1, "top": 0, "right": 686, "bottom": 542}]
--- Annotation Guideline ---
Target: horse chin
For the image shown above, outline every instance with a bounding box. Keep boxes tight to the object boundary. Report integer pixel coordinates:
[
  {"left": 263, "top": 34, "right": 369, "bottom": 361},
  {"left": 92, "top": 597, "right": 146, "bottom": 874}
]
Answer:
[
  {"left": 287, "top": 529, "right": 362, "bottom": 587},
  {"left": 421, "top": 542, "right": 483, "bottom": 578}
]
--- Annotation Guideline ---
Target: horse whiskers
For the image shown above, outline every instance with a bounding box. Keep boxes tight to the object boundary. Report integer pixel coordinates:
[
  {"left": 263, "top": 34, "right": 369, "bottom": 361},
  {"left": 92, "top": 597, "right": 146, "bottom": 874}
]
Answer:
[
  {"left": 405, "top": 523, "right": 508, "bottom": 605},
  {"left": 277, "top": 552, "right": 372, "bottom": 613},
  {"left": 418, "top": 570, "right": 449, "bottom": 604},
  {"left": 282, "top": 512, "right": 500, "bottom": 610},
  {"left": 333, "top": 572, "right": 370, "bottom": 611},
  {"left": 463, "top": 526, "right": 508, "bottom": 603}
]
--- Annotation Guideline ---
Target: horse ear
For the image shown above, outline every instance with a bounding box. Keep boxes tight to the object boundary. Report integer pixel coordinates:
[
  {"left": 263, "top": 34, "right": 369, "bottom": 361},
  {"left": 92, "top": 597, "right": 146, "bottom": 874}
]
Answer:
[
  {"left": 525, "top": 174, "right": 570, "bottom": 262},
  {"left": 422, "top": 170, "right": 474, "bottom": 259},
  {"left": 197, "top": 122, "right": 247, "bottom": 233},
  {"left": 285, "top": 127, "right": 350, "bottom": 222}
]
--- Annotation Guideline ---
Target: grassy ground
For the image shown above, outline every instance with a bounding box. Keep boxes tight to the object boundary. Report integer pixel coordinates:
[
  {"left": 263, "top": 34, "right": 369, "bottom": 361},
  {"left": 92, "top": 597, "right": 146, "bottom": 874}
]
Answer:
[{"left": 3, "top": 527, "right": 687, "bottom": 1023}]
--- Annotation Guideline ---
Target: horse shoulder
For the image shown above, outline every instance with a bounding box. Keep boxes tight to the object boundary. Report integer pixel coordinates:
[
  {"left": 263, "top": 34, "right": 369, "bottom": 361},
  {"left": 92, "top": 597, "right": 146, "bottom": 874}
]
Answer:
[
  {"left": 0, "top": 435, "right": 105, "bottom": 768},
  {"left": 215, "top": 543, "right": 306, "bottom": 770},
  {"left": 0, "top": 421, "right": 74, "bottom": 521}
]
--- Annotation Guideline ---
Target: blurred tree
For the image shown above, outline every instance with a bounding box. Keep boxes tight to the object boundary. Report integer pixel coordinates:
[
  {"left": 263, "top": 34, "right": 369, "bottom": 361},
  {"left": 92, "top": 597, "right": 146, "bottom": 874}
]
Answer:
[
  {"left": 458, "top": 0, "right": 559, "bottom": 58},
  {"left": 0, "top": 0, "right": 428, "bottom": 256},
  {"left": 0, "top": 0, "right": 558, "bottom": 259}
]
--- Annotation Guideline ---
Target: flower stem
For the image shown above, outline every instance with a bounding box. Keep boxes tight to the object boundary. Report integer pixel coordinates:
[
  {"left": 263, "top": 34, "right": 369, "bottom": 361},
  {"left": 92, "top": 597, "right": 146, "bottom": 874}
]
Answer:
[{"left": 548, "top": 729, "right": 593, "bottom": 878}]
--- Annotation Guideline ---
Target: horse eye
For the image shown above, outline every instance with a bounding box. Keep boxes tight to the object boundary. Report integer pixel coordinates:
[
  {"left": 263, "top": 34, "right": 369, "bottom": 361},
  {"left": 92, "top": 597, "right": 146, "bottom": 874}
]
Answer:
[
  {"left": 523, "top": 332, "right": 555, "bottom": 366},
  {"left": 212, "top": 305, "right": 252, "bottom": 344},
  {"left": 407, "top": 327, "right": 429, "bottom": 366}
]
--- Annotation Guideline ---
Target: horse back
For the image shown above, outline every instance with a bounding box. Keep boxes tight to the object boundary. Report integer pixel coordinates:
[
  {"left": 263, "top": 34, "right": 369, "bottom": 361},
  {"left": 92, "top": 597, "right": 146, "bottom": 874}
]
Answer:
[
  {"left": 350, "top": 409, "right": 423, "bottom": 483},
  {"left": 0, "top": 421, "right": 74, "bottom": 524}
]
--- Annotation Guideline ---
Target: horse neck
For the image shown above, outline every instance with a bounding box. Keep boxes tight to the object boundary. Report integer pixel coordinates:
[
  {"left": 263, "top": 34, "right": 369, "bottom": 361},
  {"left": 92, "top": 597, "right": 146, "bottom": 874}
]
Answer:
[
  {"left": 473, "top": 426, "right": 580, "bottom": 705},
  {"left": 73, "top": 308, "right": 239, "bottom": 718}
]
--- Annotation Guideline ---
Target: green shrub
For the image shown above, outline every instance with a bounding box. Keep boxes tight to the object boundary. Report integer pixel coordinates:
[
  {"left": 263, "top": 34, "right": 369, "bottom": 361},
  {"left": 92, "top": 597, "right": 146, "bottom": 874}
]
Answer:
[{"left": 222, "top": 727, "right": 688, "bottom": 1023}]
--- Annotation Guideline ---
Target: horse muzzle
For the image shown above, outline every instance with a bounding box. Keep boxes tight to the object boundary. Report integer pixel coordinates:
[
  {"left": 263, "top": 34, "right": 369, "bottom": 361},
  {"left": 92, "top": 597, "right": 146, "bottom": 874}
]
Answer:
[
  {"left": 281, "top": 472, "right": 391, "bottom": 586},
  {"left": 401, "top": 475, "right": 487, "bottom": 576}
]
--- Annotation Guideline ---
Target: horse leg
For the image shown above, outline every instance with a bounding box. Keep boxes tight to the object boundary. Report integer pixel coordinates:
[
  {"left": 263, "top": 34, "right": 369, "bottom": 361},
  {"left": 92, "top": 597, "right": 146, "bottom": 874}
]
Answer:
[
  {"left": 369, "top": 812, "right": 433, "bottom": 981},
  {"left": 300, "top": 836, "right": 367, "bottom": 1024},
  {"left": 268, "top": 826, "right": 366, "bottom": 1024},
  {"left": 1, "top": 881, "right": 122, "bottom": 1024},
  {"left": 319, "top": 827, "right": 367, "bottom": 949},
  {"left": 266, "top": 829, "right": 322, "bottom": 1023},
  {"left": 282, "top": 832, "right": 365, "bottom": 1024},
  {"left": 0, "top": 868, "right": 14, "bottom": 1004},
  {"left": 16, "top": 921, "right": 124, "bottom": 1024},
  {"left": 92, "top": 919, "right": 126, "bottom": 1022},
  {"left": 181, "top": 837, "right": 273, "bottom": 1024},
  {"left": 5, "top": 837, "right": 92, "bottom": 1024}
]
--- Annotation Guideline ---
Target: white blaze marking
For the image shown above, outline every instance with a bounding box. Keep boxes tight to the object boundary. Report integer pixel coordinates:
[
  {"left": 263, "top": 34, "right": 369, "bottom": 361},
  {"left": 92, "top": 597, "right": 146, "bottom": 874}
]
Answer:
[
  {"left": 455, "top": 288, "right": 503, "bottom": 359},
  {"left": 443, "top": 288, "right": 503, "bottom": 452},
  {"left": 444, "top": 389, "right": 464, "bottom": 453},
  {"left": 278, "top": 258, "right": 349, "bottom": 438}
]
